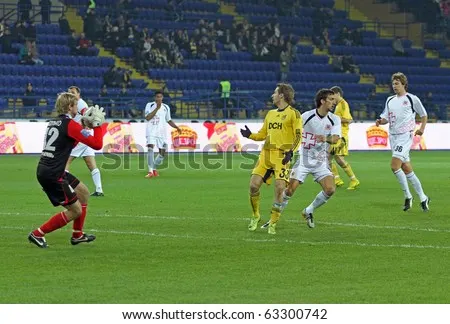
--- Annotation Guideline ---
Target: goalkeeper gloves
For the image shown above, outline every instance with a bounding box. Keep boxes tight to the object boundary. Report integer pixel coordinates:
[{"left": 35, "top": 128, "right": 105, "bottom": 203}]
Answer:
[
  {"left": 282, "top": 150, "right": 293, "bottom": 165},
  {"left": 82, "top": 105, "right": 106, "bottom": 127},
  {"left": 240, "top": 125, "right": 252, "bottom": 138}
]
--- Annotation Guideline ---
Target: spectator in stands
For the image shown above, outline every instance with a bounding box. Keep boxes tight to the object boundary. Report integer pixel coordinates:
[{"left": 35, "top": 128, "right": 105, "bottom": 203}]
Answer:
[
  {"left": 24, "top": 21, "right": 36, "bottom": 40},
  {"left": 173, "top": 50, "right": 183, "bottom": 68},
  {"left": 18, "top": 0, "right": 32, "bottom": 22},
  {"left": 1, "top": 28, "right": 15, "bottom": 54},
  {"left": 279, "top": 60, "right": 289, "bottom": 82},
  {"left": 313, "top": 28, "right": 331, "bottom": 51},
  {"left": 392, "top": 36, "right": 406, "bottom": 56},
  {"left": 39, "top": 0, "right": 52, "bottom": 25},
  {"left": 78, "top": 32, "right": 92, "bottom": 55},
  {"left": 68, "top": 30, "right": 79, "bottom": 55},
  {"left": 23, "top": 82, "right": 36, "bottom": 107},
  {"left": 0, "top": 19, "right": 4, "bottom": 38},
  {"left": 83, "top": 8, "right": 97, "bottom": 40},
  {"left": 19, "top": 40, "right": 33, "bottom": 65},
  {"left": 103, "top": 66, "right": 121, "bottom": 87},
  {"left": 223, "top": 29, "right": 237, "bottom": 52},
  {"left": 59, "top": 13, "right": 71, "bottom": 34},
  {"left": 336, "top": 26, "right": 353, "bottom": 46},
  {"left": 122, "top": 69, "right": 132, "bottom": 88},
  {"left": 331, "top": 55, "right": 345, "bottom": 73},
  {"left": 13, "top": 21, "right": 26, "bottom": 43},
  {"left": 30, "top": 40, "right": 44, "bottom": 65},
  {"left": 98, "top": 84, "right": 111, "bottom": 116},
  {"left": 342, "top": 55, "right": 357, "bottom": 73}
]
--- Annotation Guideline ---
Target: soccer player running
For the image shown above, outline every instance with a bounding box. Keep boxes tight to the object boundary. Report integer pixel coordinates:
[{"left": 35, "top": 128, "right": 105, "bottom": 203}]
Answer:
[
  {"left": 240, "top": 83, "right": 302, "bottom": 235},
  {"left": 65, "top": 86, "right": 104, "bottom": 196},
  {"left": 266, "top": 89, "right": 341, "bottom": 229},
  {"left": 28, "top": 93, "right": 105, "bottom": 248},
  {"left": 145, "top": 91, "right": 181, "bottom": 178},
  {"left": 376, "top": 72, "right": 430, "bottom": 211},
  {"left": 329, "top": 86, "right": 360, "bottom": 190}
]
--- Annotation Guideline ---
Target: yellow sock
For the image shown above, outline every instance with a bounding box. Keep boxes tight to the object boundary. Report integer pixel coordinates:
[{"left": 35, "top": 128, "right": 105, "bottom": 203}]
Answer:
[
  {"left": 269, "top": 204, "right": 281, "bottom": 224},
  {"left": 331, "top": 162, "right": 340, "bottom": 178},
  {"left": 250, "top": 193, "right": 260, "bottom": 218},
  {"left": 343, "top": 163, "right": 356, "bottom": 179}
]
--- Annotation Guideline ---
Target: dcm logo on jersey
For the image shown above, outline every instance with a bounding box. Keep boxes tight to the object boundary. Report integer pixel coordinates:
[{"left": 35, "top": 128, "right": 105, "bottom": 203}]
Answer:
[{"left": 269, "top": 122, "right": 283, "bottom": 129}]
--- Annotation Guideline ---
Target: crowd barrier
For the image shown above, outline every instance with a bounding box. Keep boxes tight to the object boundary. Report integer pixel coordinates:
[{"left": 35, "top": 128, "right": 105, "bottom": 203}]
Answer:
[{"left": 1, "top": 121, "right": 449, "bottom": 154}]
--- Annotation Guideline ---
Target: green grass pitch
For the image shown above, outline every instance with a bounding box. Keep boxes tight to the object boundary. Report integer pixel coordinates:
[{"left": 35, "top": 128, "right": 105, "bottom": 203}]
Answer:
[{"left": 0, "top": 151, "right": 448, "bottom": 304}]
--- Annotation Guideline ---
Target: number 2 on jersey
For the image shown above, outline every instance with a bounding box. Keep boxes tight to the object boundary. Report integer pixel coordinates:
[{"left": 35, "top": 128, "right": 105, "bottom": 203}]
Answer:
[{"left": 43, "top": 127, "right": 59, "bottom": 152}]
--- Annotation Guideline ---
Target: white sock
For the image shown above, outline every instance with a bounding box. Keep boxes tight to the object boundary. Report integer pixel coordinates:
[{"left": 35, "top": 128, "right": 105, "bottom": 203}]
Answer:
[
  {"left": 406, "top": 172, "right": 427, "bottom": 201},
  {"left": 91, "top": 168, "right": 103, "bottom": 193},
  {"left": 147, "top": 151, "right": 154, "bottom": 173},
  {"left": 306, "top": 191, "right": 330, "bottom": 214},
  {"left": 154, "top": 154, "right": 164, "bottom": 166},
  {"left": 280, "top": 189, "right": 291, "bottom": 211},
  {"left": 394, "top": 169, "right": 412, "bottom": 199}
]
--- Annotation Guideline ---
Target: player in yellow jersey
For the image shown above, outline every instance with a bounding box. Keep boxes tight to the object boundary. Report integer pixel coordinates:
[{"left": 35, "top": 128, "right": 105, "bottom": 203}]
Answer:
[
  {"left": 240, "top": 83, "right": 302, "bottom": 235},
  {"left": 329, "top": 86, "right": 360, "bottom": 190}
]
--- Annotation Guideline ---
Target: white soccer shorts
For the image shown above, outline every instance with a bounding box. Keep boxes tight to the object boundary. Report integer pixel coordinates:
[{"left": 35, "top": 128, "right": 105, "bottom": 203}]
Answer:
[
  {"left": 390, "top": 132, "right": 413, "bottom": 162},
  {"left": 290, "top": 161, "right": 333, "bottom": 183},
  {"left": 146, "top": 136, "right": 168, "bottom": 150},
  {"left": 70, "top": 142, "right": 96, "bottom": 158}
]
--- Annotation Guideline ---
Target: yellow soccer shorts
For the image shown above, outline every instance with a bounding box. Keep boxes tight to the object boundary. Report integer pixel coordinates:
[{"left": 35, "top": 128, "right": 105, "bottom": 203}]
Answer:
[
  {"left": 330, "top": 136, "right": 349, "bottom": 156},
  {"left": 252, "top": 149, "right": 290, "bottom": 184}
]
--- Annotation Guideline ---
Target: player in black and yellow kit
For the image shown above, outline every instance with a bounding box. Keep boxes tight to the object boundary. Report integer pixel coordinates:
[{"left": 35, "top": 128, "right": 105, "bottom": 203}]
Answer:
[
  {"left": 329, "top": 86, "right": 360, "bottom": 190},
  {"left": 240, "top": 83, "right": 302, "bottom": 235}
]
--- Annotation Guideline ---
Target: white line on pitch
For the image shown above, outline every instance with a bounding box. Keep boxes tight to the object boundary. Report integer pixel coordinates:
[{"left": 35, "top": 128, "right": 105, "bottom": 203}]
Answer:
[
  {"left": 1, "top": 225, "right": 449, "bottom": 250},
  {"left": 1, "top": 211, "right": 448, "bottom": 234}
]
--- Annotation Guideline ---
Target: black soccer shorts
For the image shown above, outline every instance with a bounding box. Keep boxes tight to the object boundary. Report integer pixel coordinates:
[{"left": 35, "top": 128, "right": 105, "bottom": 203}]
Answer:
[{"left": 38, "top": 172, "right": 81, "bottom": 207}]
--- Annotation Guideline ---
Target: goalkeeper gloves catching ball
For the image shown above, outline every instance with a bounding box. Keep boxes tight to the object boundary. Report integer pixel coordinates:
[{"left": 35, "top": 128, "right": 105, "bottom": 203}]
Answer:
[{"left": 82, "top": 105, "right": 106, "bottom": 128}]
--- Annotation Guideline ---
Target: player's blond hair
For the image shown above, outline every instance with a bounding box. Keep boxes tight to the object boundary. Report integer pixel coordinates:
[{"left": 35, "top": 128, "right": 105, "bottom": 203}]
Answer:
[
  {"left": 276, "top": 83, "right": 295, "bottom": 106},
  {"left": 391, "top": 72, "right": 408, "bottom": 90},
  {"left": 55, "top": 92, "right": 77, "bottom": 114}
]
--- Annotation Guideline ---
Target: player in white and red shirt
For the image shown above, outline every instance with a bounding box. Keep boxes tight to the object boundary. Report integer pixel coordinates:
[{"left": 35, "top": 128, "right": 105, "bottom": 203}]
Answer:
[
  {"left": 263, "top": 89, "right": 341, "bottom": 229},
  {"left": 65, "top": 86, "right": 104, "bottom": 196},
  {"left": 376, "top": 72, "right": 429, "bottom": 212},
  {"left": 144, "top": 91, "right": 181, "bottom": 178}
]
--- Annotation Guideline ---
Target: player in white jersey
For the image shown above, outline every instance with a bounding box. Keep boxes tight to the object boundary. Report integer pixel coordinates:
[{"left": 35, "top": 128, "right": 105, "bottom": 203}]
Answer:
[
  {"left": 65, "top": 86, "right": 104, "bottom": 196},
  {"left": 376, "top": 72, "right": 429, "bottom": 211},
  {"left": 263, "top": 89, "right": 341, "bottom": 229},
  {"left": 145, "top": 91, "right": 181, "bottom": 178}
]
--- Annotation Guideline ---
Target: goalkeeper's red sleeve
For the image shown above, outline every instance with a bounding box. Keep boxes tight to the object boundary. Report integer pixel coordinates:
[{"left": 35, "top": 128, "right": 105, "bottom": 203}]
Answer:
[{"left": 67, "top": 120, "right": 103, "bottom": 150}]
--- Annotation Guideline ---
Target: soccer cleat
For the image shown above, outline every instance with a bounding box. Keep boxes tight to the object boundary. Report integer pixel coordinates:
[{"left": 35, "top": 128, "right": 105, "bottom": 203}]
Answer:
[
  {"left": 302, "top": 210, "right": 315, "bottom": 228},
  {"left": 403, "top": 197, "right": 413, "bottom": 211},
  {"left": 268, "top": 222, "right": 276, "bottom": 235},
  {"left": 145, "top": 172, "right": 154, "bottom": 178},
  {"left": 347, "top": 178, "right": 360, "bottom": 190},
  {"left": 90, "top": 191, "right": 104, "bottom": 197},
  {"left": 71, "top": 233, "right": 96, "bottom": 245},
  {"left": 335, "top": 178, "right": 344, "bottom": 187},
  {"left": 420, "top": 197, "right": 430, "bottom": 212},
  {"left": 28, "top": 232, "right": 48, "bottom": 248},
  {"left": 248, "top": 217, "right": 260, "bottom": 231},
  {"left": 153, "top": 170, "right": 159, "bottom": 177},
  {"left": 261, "top": 220, "right": 270, "bottom": 229}
]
